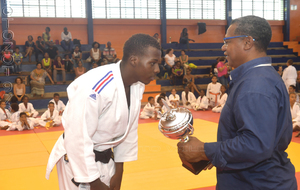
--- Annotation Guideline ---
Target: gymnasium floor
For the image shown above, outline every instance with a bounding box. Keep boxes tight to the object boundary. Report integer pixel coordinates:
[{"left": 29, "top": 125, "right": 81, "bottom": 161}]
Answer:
[{"left": 1, "top": 110, "right": 300, "bottom": 190}]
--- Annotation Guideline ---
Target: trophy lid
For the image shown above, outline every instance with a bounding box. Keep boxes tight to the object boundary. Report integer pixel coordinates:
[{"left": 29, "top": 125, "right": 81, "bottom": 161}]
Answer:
[{"left": 160, "top": 108, "right": 192, "bottom": 131}]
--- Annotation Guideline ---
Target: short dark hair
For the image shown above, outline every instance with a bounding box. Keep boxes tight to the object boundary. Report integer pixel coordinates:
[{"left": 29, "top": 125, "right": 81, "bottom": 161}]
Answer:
[
  {"left": 15, "top": 46, "right": 19, "bottom": 50},
  {"left": 49, "top": 102, "right": 54, "bottom": 106},
  {"left": 231, "top": 15, "right": 272, "bottom": 52},
  {"left": 92, "top": 42, "right": 99, "bottom": 48},
  {"left": 160, "top": 92, "right": 166, "bottom": 98},
  {"left": 290, "top": 92, "right": 296, "bottom": 97},
  {"left": 148, "top": 96, "right": 154, "bottom": 101},
  {"left": 122, "top": 34, "right": 161, "bottom": 62},
  {"left": 157, "top": 96, "right": 163, "bottom": 104},
  {"left": 212, "top": 75, "right": 218, "bottom": 79},
  {"left": 221, "top": 85, "right": 227, "bottom": 90},
  {"left": 287, "top": 59, "right": 294, "bottom": 65},
  {"left": 290, "top": 85, "right": 296, "bottom": 90},
  {"left": 166, "top": 48, "right": 173, "bottom": 54},
  {"left": 20, "top": 112, "right": 27, "bottom": 117},
  {"left": 46, "top": 27, "right": 50, "bottom": 31},
  {"left": 11, "top": 103, "right": 19, "bottom": 112},
  {"left": 38, "top": 36, "right": 42, "bottom": 39},
  {"left": 181, "top": 49, "right": 186, "bottom": 53},
  {"left": 53, "top": 93, "right": 59, "bottom": 97},
  {"left": 36, "top": 62, "right": 42, "bottom": 67},
  {"left": 10, "top": 96, "right": 18, "bottom": 103},
  {"left": 219, "top": 57, "right": 226, "bottom": 62},
  {"left": 0, "top": 100, "right": 6, "bottom": 104},
  {"left": 22, "top": 95, "right": 28, "bottom": 101},
  {"left": 15, "top": 77, "right": 23, "bottom": 83}
]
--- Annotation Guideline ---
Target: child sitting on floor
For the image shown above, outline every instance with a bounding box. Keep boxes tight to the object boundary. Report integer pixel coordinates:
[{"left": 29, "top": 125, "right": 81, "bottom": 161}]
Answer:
[
  {"left": 169, "top": 88, "right": 180, "bottom": 108},
  {"left": 193, "top": 89, "right": 209, "bottom": 111},
  {"left": 156, "top": 97, "right": 168, "bottom": 115},
  {"left": 212, "top": 85, "right": 228, "bottom": 113},
  {"left": 49, "top": 93, "right": 65, "bottom": 116},
  {"left": 140, "top": 97, "right": 157, "bottom": 119},
  {"left": 14, "top": 112, "right": 34, "bottom": 131},
  {"left": 0, "top": 100, "right": 11, "bottom": 130},
  {"left": 6, "top": 103, "right": 20, "bottom": 131},
  {"left": 181, "top": 86, "right": 196, "bottom": 109},
  {"left": 289, "top": 85, "right": 299, "bottom": 102},
  {"left": 19, "top": 96, "right": 39, "bottom": 117},
  {"left": 206, "top": 75, "right": 222, "bottom": 107},
  {"left": 39, "top": 102, "right": 61, "bottom": 128}
]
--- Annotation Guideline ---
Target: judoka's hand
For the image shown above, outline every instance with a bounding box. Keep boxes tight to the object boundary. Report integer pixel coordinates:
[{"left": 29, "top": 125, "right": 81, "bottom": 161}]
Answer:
[
  {"left": 177, "top": 136, "right": 209, "bottom": 163},
  {"left": 90, "top": 178, "right": 109, "bottom": 190},
  {"left": 110, "top": 163, "right": 123, "bottom": 190},
  {"left": 203, "top": 163, "right": 214, "bottom": 171}
]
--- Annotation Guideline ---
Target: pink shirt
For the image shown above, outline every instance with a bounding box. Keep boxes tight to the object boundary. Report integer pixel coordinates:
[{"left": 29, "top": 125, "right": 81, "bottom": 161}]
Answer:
[{"left": 217, "top": 62, "right": 227, "bottom": 77}]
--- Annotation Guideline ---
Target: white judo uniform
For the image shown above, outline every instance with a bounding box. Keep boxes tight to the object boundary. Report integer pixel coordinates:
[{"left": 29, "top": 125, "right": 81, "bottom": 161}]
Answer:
[
  {"left": 206, "top": 82, "right": 222, "bottom": 107},
  {"left": 0, "top": 108, "right": 12, "bottom": 128},
  {"left": 181, "top": 91, "right": 196, "bottom": 109},
  {"left": 193, "top": 96, "right": 209, "bottom": 110},
  {"left": 6, "top": 111, "right": 20, "bottom": 131},
  {"left": 154, "top": 94, "right": 171, "bottom": 107},
  {"left": 169, "top": 94, "right": 180, "bottom": 108},
  {"left": 19, "top": 102, "right": 39, "bottom": 117},
  {"left": 46, "top": 62, "right": 145, "bottom": 189},
  {"left": 14, "top": 119, "right": 35, "bottom": 131},
  {"left": 291, "top": 102, "right": 300, "bottom": 129},
  {"left": 38, "top": 109, "right": 62, "bottom": 127},
  {"left": 212, "top": 93, "right": 228, "bottom": 113},
  {"left": 140, "top": 103, "right": 156, "bottom": 119},
  {"left": 49, "top": 99, "right": 66, "bottom": 114},
  {"left": 282, "top": 65, "right": 297, "bottom": 91}
]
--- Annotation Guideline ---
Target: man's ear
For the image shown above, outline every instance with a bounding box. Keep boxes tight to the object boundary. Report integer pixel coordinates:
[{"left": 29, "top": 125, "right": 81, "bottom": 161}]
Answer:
[
  {"left": 129, "top": 55, "right": 138, "bottom": 67},
  {"left": 244, "top": 36, "right": 255, "bottom": 51}
]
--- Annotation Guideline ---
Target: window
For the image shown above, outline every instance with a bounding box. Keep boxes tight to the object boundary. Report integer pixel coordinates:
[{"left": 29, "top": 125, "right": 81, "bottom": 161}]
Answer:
[
  {"left": 7, "top": 0, "right": 86, "bottom": 18},
  {"left": 167, "top": 0, "right": 226, "bottom": 20},
  {"left": 92, "top": 0, "right": 160, "bottom": 19},
  {"left": 232, "top": 0, "right": 284, "bottom": 20}
]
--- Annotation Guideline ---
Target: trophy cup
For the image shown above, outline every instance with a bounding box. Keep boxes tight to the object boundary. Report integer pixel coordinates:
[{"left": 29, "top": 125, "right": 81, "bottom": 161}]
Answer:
[{"left": 158, "top": 100, "right": 210, "bottom": 175}]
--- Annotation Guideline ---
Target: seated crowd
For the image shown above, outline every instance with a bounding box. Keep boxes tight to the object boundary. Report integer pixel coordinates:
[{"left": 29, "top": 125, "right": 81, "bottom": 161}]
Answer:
[{"left": 0, "top": 93, "right": 65, "bottom": 131}]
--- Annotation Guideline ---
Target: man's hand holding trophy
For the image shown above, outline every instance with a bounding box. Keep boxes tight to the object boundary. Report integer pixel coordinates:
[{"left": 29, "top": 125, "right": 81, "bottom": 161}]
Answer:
[{"left": 157, "top": 99, "right": 211, "bottom": 174}]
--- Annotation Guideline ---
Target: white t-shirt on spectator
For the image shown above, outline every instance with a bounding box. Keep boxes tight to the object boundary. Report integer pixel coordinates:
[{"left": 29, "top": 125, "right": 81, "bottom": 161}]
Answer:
[
  {"left": 61, "top": 32, "right": 72, "bottom": 41},
  {"left": 164, "top": 54, "right": 176, "bottom": 67}
]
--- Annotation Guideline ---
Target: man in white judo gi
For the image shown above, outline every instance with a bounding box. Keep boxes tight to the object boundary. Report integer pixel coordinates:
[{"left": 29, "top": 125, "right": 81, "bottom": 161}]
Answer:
[{"left": 46, "top": 34, "right": 161, "bottom": 190}]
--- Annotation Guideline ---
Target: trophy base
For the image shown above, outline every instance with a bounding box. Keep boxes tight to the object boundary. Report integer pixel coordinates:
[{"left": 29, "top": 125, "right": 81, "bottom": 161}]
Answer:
[{"left": 181, "top": 158, "right": 211, "bottom": 175}]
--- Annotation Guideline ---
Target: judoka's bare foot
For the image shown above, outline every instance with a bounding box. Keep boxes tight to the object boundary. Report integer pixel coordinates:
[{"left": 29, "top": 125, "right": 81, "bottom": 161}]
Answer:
[{"left": 0, "top": 126, "right": 9, "bottom": 130}]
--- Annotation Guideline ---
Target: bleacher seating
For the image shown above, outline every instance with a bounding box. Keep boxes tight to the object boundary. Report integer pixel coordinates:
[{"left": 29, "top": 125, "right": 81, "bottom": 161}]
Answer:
[{"left": 0, "top": 42, "right": 299, "bottom": 111}]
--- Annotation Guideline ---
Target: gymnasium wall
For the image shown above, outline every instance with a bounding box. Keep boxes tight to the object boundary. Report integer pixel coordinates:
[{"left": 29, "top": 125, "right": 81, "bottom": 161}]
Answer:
[
  {"left": 5, "top": 17, "right": 285, "bottom": 58},
  {"left": 290, "top": 0, "right": 300, "bottom": 41}
]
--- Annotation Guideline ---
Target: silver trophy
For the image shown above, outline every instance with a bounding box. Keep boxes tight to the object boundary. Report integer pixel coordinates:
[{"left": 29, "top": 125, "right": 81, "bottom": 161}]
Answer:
[{"left": 158, "top": 99, "right": 210, "bottom": 175}]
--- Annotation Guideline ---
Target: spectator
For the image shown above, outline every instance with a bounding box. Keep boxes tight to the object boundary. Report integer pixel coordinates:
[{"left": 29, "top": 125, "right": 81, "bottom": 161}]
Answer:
[
  {"left": 92, "top": 62, "right": 98, "bottom": 69},
  {"left": 61, "top": 27, "right": 73, "bottom": 53},
  {"left": 216, "top": 57, "right": 229, "bottom": 87},
  {"left": 103, "top": 41, "right": 119, "bottom": 64},
  {"left": 210, "top": 57, "right": 220, "bottom": 77},
  {"left": 74, "top": 60, "right": 86, "bottom": 79},
  {"left": 277, "top": 66, "right": 283, "bottom": 77},
  {"left": 46, "top": 40, "right": 59, "bottom": 60},
  {"left": 3, "top": 33, "right": 16, "bottom": 52},
  {"left": 179, "top": 28, "right": 195, "bottom": 51},
  {"left": 153, "top": 33, "right": 161, "bottom": 44},
  {"left": 42, "top": 52, "right": 52, "bottom": 77},
  {"left": 2, "top": 48, "right": 14, "bottom": 73},
  {"left": 296, "top": 71, "right": 300, "bottom": 92},
  {"left": 179, "top": 49, "right": 198, "bottom": 74},
  {"left": 24, "top": 35, "right": 35, "bottom": 63},
  {"left": 30, "top": 62, "right": 54, "bottom": 97},
  {"left": 72, "top": 45, "right": 82, "bottom": 68},
  {"left": 90, "top": 42, "right": 102, "bottom": 65},
  {"left": 13, "top": 47, "right": 23, "bottom": 74},
  {"left": 171, "top": 61, "right": 184, "bottom": 86},
  {"left": 13, "top": 77, "right": 25, "bottom": 102},
  {"left": 53, "top": 55, "right": 66, "bottom": 84},
  {"left": 64, "top": 54, "right": 74, "bottom": 72},
  {"left": 164, "top": 48, "right": 176, "bottom": 78},
  {"left": 35, "top": 36, "right": 46, "bottom": 62},
  {"left": 42, "top": 27, "right": 51, "bottom": 47},
  {"left": 282, "top": 59, "right": 297, "bottom": 91},
  {"left": 183, "top": 68, "right": 201, "bottom": 95}
]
